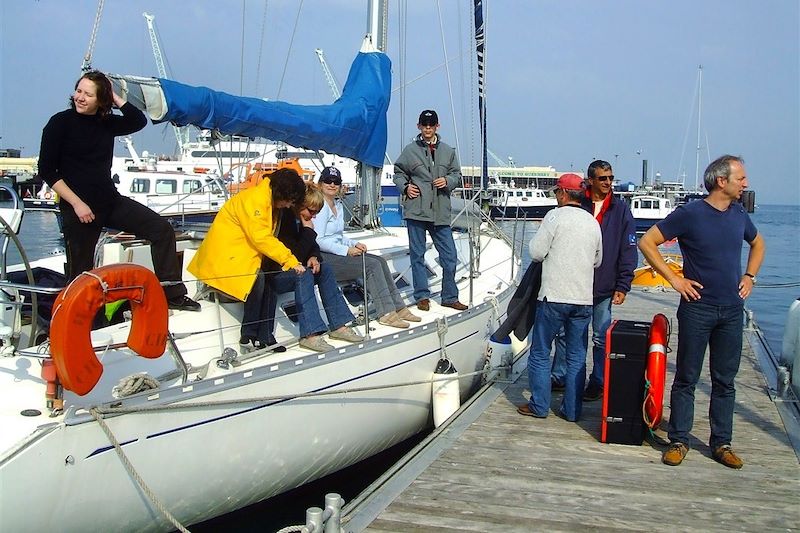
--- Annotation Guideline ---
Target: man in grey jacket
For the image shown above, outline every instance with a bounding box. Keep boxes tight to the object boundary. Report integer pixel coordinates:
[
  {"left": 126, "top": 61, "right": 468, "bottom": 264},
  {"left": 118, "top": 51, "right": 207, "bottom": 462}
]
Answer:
[{"left": 394, "top": 109, "right": 467, "bottom": 311}]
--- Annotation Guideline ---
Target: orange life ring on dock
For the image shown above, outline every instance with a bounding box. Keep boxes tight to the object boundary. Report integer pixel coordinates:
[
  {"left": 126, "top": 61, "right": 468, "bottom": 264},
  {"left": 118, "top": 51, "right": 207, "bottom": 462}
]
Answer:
[
  {"left": 49, "top": 264, "right": 169, "bottom": 396},
  {"left": 44, "top": 192, "right": 52, "bottom": 200},
  {"left": 643, "top": 313, "right": 669, "bottom": 429}
]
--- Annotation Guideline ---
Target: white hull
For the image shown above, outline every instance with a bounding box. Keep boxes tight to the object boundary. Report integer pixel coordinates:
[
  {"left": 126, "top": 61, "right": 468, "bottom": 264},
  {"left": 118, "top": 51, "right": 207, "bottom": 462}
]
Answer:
[{"left": 0, "top": 226, "right": 519, "bottom": 531}]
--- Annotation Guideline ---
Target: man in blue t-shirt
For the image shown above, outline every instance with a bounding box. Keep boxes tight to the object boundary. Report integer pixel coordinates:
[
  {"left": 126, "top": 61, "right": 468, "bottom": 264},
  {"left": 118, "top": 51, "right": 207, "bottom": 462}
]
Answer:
[{"left": 639, "top": 155, "right": 765, "bottom": 470}]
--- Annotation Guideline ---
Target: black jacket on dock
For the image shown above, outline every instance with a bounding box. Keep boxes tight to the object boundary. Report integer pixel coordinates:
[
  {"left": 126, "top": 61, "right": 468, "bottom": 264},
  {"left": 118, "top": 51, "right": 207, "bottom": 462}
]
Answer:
[{"left": 493, "top": 261, "right": 542, "bottom": 342}]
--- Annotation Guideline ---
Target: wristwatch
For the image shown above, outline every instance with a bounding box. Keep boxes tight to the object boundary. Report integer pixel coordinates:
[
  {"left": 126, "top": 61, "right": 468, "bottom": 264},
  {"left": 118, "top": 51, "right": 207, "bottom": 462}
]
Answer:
[{"left": 744, "top": 272, "right": 757, "bottom": 284}]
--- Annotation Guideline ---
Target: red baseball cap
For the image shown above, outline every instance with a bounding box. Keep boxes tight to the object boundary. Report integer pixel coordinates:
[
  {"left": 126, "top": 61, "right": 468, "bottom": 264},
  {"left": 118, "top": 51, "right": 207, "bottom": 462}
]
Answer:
[{"left": 556, "top": 173, "right": 584, "bottom": 191}]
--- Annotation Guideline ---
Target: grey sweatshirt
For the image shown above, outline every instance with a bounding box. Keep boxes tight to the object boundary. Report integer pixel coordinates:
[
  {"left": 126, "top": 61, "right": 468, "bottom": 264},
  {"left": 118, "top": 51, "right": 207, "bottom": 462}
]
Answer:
[{"left": 529, "top": 204, "right": 603, "bottom": 305}]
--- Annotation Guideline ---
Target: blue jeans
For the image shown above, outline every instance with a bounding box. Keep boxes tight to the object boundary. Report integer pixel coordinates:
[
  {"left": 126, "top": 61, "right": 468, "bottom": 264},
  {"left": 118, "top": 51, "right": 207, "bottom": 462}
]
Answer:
[
  {"left": 551, "top": 297, "right": 613, "bottom": 388},
  {"left": 669, "top": 300, "right": 743, "bottom": 448},
  {"left": 406, "top": 219, "right": 459, "bottom": 303},
  {"left": 527, "top": 300, "right": 591, "bottom": 421},
  {"left": 269, "top": 263, "right": 355, "bottom": 339},
  {"left": 241, "top": 270, "right": 278, "bottom": 344}
]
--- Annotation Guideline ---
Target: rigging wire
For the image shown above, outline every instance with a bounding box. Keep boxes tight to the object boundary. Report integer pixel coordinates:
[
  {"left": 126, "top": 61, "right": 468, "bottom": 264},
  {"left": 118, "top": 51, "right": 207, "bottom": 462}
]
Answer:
[
  {"left": 276, "top": 0, "right": 305, "bottom": 100},
  {"left": 240, "top": 0, "right": 247, "bottom": 96},
  {"left": 255, "top": 0, "right": 270, "bottom": 96},
  {"left": 435, "top": 0, "right": 460, "bottom": 156}
]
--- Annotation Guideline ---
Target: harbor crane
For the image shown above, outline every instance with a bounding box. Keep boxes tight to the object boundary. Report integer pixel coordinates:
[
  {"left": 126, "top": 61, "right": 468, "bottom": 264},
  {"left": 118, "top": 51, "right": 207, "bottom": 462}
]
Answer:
[
  {"left": 81, "top": 0, "right": 105, "bottom": 72},
  {"left": 314, "top": 48, "right": 342, "bottom": 99},
  {"left": 143, "top": 12, "right": 189, "bottom": 151}
]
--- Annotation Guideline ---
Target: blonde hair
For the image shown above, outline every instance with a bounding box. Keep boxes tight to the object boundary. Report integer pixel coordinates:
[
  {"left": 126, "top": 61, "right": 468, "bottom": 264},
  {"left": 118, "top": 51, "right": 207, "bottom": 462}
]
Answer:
[{"left": 303, "top": 182, "right": 324, "bottom": 212}]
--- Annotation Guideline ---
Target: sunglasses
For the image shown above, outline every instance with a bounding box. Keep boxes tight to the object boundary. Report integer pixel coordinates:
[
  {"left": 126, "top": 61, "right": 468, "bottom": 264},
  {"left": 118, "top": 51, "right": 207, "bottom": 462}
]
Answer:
[
  {"left": 304, "top": 207, "right": 320, "bottom": 216},
  {"left": 593, "top": 175, "right": 614, "bottom": 182},
  {"left": 320, "top": 177, "right": 342, "bottom": 185}
]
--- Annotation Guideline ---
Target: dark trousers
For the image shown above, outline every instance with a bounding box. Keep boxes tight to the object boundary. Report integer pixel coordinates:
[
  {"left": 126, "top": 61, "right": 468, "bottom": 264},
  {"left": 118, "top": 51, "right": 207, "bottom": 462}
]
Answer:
[
  {"left": 61, "top": 195, "right": 187, "bottom": 301},
  {"left": 669, "top": 300, "right": 744, "bottom": 448}
]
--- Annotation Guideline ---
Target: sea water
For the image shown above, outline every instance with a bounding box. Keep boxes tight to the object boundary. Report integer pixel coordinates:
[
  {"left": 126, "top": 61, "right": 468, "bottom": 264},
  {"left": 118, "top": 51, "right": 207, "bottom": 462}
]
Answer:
[{"left": 3, "top": 204, "right": 797, "bottom": 529}]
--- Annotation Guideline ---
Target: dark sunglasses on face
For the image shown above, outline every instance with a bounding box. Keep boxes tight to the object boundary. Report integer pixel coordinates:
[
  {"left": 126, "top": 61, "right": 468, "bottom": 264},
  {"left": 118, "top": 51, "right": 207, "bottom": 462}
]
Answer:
[
  {"left": 594, "top": 175, "right": 614, "bottom": 182},
  {"left": 320, "top": 177, "right": 342, "bottom": 185},
  {"left": 304, "top": 207, "right": 320, "bottom": 215}
]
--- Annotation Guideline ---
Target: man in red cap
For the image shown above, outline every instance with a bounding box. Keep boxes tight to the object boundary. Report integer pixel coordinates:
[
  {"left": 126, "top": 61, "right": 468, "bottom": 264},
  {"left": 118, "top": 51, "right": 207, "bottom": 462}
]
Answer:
[
  {"left": 550, "top": 160, "right": 637, "bottom": 401},
  {"left": 517, "top": 173, "right": 602, "bottom": 422}
]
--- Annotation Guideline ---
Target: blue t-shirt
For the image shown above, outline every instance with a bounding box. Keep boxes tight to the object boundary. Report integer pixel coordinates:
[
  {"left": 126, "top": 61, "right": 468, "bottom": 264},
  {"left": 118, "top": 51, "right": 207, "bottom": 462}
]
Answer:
[{"left": 657, "top": 200, "right": 757, "bottom": 306}]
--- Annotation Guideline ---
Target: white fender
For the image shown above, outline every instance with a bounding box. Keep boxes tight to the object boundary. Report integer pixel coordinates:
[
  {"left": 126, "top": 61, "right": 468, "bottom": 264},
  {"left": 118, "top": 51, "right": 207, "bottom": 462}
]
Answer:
[
  {"left": 781, "top": 298, "right": 800, "bottom": 396},
  {"left": 432, "top": 358, "right": 460, "bottom": 427}
]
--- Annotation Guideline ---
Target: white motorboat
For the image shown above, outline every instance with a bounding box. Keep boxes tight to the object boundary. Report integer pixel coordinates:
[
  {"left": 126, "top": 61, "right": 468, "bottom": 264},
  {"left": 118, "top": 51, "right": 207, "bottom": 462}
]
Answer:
[
  {"left": 487, "top": 178, "right": 557, "bottom": 220},
  {"left": 629, "top": 194, "right": 674, "bottom": 232}
]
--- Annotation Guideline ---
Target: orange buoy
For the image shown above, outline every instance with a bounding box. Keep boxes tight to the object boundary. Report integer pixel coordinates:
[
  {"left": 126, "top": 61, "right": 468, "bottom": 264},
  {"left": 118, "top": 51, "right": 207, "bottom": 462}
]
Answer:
[
  {"left": 49, "top": 264, "right": 169, "bottom": 396},
  {"left": 643, "top": 313, "right": 669, "bottom": 429}
]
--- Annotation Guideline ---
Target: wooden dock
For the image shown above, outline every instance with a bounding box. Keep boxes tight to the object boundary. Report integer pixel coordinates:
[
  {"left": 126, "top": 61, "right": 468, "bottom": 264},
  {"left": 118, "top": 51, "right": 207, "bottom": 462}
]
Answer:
[{"left": 342, "top": 286, "right": 800, "bottom": 532}]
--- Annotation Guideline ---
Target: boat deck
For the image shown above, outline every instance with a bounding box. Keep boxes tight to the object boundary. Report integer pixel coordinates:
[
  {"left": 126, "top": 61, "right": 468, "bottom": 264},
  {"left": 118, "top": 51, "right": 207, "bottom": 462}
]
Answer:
[{"left": 343, "top": 286, "right": 800, "bottom": 532}]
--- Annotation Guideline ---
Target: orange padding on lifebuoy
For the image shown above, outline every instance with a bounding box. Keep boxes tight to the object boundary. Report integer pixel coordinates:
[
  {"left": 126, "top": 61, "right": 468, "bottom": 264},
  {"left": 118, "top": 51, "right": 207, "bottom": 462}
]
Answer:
[
  {"left": 643, "top": 313, "right": 669, "bottom": 429},
  {"left": 49, "top": 263, "right": 169, "bottom": 396}
]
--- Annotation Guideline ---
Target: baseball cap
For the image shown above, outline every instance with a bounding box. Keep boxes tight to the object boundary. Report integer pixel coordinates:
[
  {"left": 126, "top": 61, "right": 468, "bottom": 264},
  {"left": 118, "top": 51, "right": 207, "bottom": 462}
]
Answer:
[
  {"left": 319, "top": 166, "right": 342, "bottom": 184},
  {"left": 556, "top": 173, "right": 584, "bottom": 191},
  {"left": 418, "top": 109, "right": 439, "bottom": 126}
]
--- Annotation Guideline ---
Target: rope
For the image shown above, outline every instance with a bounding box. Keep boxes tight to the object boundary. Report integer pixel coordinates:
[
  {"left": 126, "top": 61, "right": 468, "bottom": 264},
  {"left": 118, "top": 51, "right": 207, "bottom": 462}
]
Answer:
[
  {"left": 94, "top": 366, "right": 504, "bottom": 415},
  {"left": 436, "top": 317, "right": 449, "bottom": 361},
  {"left": 275, "top": 526, "right": 307, "bottom": 533},
  {"left": 112, "top": 373, "right": 160, "bottom": 399},
  {"left": 89, "top": 408, "right": 191, "bottom": 533}
]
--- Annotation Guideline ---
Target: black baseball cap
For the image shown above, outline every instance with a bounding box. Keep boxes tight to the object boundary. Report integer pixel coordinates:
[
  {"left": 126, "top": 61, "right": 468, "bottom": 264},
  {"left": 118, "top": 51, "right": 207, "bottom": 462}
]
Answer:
[
  {"left": 319, "top": 166, "right": 342, "bottom": 184},
  {"left": 418, "top": 109, "right": 439, "bottom": 126}
]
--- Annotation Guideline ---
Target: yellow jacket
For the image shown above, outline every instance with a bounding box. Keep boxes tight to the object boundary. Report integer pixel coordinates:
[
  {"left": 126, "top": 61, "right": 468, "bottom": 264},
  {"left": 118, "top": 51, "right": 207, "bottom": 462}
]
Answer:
[{"left": 188, "top": 178, "right": 299, "bottom": 301}]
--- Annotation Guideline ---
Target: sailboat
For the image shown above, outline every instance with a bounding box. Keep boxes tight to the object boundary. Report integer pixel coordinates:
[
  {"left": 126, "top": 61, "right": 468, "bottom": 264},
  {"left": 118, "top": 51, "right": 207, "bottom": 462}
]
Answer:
[{"left": 0, "top": 2, "right": 521, "bottom": 531}]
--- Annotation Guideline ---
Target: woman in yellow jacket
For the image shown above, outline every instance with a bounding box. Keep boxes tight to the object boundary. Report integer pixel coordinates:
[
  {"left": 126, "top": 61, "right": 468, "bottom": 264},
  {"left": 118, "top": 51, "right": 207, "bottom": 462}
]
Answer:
[{"left": 188, "top": 168, "right": 306, "bottom": 347}]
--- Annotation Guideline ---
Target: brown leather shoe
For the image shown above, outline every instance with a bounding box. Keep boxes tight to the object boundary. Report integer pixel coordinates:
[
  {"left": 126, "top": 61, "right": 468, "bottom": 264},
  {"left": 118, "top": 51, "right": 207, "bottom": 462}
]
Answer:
[
  {"left": 662, "top": 442, "right": 689, "bottom": 466},
  {"left": 516, "top": 403, "right": 547, "bottom": 418},
  {"left": 712, "top": 445, "right": 744, "bottom": 469},
  {"left": 416, "top": 298, "right": 430, "bottom": 311},
  {"left": 441, "top": 300, "right": 468, "bottom": 311}
]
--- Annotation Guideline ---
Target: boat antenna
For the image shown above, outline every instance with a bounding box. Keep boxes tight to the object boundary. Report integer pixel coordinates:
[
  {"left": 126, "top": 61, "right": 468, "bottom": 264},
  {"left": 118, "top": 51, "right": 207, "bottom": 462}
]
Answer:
[{"left": 81, "top": 0, "right": 106, "bottom": 72}]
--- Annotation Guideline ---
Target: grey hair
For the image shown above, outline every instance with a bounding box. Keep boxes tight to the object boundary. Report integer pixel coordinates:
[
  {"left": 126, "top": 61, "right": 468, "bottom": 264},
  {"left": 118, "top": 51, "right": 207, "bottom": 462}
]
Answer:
[
  {"left": 703, "top": 155, "right": 745, "bottom": 192},
  {"left": 563, "top": 189, "right": 584, "bottom": 203}
]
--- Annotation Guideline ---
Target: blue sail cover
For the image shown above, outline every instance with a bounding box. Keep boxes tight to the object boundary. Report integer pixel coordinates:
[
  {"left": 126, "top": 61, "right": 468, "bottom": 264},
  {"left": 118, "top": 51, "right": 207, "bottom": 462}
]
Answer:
[{"left": 157, "top": 52, "right": 391, "bottom": 168}]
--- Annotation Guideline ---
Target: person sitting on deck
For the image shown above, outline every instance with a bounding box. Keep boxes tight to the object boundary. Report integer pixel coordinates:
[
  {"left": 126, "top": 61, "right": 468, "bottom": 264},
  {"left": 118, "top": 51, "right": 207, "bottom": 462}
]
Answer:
[
  {"left": 313, "top": 166, "right": 420, "bottom": 328},
  {"left": 187, "top": 168, "right": 306, "bottom": 351},
  {"left": 257, "top": 182, "right": 365, "bottom": 353}
]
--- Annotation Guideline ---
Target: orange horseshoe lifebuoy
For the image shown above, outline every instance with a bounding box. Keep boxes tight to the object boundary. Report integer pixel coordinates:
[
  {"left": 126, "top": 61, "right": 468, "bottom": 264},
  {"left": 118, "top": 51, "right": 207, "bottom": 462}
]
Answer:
[
  {"left": 44, "top": 192, "right": 53, "bottom": 200},
  {"left": 49, "top": 263, "right": 169, "bottom": 396},
  {"left": 643, "top": 313, "right": 669, "bottom": 429}
]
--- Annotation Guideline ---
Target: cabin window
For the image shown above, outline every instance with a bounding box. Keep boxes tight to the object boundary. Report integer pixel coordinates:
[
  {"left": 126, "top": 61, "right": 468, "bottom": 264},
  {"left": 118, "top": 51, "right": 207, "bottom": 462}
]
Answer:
[
  {"left": 155, "top": 179, "right": 177, "bottom": 194},
  {"left": 130, "top": 178, "right": 150, "bottom": 194},
  {"left": 640, "top": 199, "right": 653, "bottom": 209},
  {"left": 665, "top": 201, "right": 672, "bottom": 209},
  {"left": 183, "top": 180, "right": 203, "bottom": 194}
]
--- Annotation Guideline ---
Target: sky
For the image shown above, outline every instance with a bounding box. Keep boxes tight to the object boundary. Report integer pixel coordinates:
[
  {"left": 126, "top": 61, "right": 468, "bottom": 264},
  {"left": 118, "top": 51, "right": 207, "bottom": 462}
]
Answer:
[{"left": 1, "top": 0, "right": 798, "bottom": 205}]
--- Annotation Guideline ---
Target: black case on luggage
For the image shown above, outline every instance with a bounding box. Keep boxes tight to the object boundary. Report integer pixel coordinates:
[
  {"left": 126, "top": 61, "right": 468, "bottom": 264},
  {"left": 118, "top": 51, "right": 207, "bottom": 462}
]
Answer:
[{"left": 600, "top": 319, "right": 650, "bottom": 445}]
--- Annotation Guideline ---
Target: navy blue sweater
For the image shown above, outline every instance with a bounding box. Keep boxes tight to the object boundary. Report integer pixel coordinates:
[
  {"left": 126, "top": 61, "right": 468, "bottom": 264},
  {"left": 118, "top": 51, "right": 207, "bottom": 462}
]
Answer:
[{"left": 581, "top": 193, "right": 638, "bottom": 303}]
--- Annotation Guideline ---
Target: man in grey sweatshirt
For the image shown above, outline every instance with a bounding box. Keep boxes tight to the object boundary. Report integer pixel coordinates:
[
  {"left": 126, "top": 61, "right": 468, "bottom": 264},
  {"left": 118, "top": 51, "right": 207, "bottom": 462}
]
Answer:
[{"left": 517, "top": 173, "right": 602, "bottom": 422}]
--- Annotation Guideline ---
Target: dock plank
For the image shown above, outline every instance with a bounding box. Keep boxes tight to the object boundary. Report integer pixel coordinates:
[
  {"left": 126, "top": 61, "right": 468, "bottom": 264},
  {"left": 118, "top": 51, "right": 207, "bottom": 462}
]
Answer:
[{"left": 356, "top": 287, "right": 800, "bottom": 532}]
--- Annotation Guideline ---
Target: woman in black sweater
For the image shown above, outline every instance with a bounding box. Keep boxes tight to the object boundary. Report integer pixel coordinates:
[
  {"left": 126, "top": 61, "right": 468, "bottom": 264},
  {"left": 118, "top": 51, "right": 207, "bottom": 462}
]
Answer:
[{"left": 38, "top": 71, "right": 198, "bottom": 311}]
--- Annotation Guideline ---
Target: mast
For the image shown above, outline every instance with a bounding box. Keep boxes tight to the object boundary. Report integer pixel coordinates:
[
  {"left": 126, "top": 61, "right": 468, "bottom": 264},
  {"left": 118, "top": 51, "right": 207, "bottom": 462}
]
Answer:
[
  {"left": 474, "top": 0, "right": 488, "bottom": 190},
  {"left": 694, "top": 65, "right": 703, "bottom": 191},
  {"left": 355, "top": 0, "right": 388, "bottom": 229}
]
